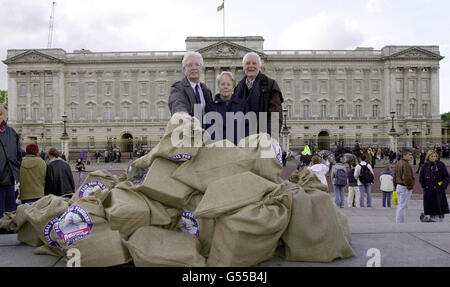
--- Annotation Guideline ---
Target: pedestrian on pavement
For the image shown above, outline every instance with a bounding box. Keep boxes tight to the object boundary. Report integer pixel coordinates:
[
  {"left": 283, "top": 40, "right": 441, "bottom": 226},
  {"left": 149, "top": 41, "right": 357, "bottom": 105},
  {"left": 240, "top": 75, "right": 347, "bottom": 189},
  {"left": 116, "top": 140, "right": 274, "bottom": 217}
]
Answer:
[
  {"left": 419, "top": 150, "right": 449, "bottom": 222},
  {"left": 393, "top": 149, "right": 415, "bottom": 223},
  {"left": 354, "top": 154, "right": 375, "bottom": 207},
  {"left": 331, "top": 156, "right": 347, "bottom": 208},
  {"left": 380, "top": 165, "right": 394, "bottom": 208},
  {"left": 416, "top": 149, "right": 426, "bottom": 174},
  {"left": 45, "top": 148, "right": 75, "bottom": 196},
  {"left": 19, "top": 144, "right": 46, "bottom": 204},
  {"left": 347, "top": 162, "right": 360, "bottom": 207},
  {"left": 0, "top": 104, "right": 22, "bottom": 219},
  {"left": 75, "top": 158, "right": 86, "bottom": 185},
  {"left": 307, "top": 155, "right": 330, "bottom": 188}
]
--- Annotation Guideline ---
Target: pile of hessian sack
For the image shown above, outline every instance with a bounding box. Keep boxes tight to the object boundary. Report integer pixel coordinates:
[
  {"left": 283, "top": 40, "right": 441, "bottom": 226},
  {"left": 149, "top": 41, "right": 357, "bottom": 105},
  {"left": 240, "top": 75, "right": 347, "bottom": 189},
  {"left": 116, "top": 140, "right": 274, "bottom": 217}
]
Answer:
[{"left": 0, "top": 113, "right": 354, "bottom": 267}]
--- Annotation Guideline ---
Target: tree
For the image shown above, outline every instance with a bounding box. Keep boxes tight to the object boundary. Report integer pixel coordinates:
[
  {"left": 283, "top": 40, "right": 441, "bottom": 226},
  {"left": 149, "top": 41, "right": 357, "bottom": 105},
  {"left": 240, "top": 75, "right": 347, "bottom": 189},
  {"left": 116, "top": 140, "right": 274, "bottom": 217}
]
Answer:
[
  {"left": 0, "top": 90, "right": 7, "bottom": 105},
  {"left": 442, "top": 111, "right": 450, "bottom": 122}
]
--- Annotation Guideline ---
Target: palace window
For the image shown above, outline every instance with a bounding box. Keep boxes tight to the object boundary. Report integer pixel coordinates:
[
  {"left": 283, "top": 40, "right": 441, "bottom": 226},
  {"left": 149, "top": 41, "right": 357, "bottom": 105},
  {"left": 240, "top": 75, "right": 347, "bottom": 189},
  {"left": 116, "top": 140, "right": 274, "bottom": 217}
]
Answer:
[
  {"left": 21, "top": 108, "right": 27, "bottom": 121},
  {"left": 33, "top": 108, "right": 40, "bottom": 121},
  {"left": 87, "top": 84, "right": 96, "bottom": 96},
  {"left": 71, "top": 108, "right": 77, "bottom": 120},
  {"left": 32, "top": 84, "right": 40, "bottom": 97},
  {"left": 320, "top": 104, "right": 327, "bottom": 118},
  {"left": 71, "top": 84, "right": 78, "bottom": 97},
  {"left": 106, "top": 107, "right": 112, "bottom": 120},
  {"left": 88, "top": 107, "right": 94, "bottom": 121},
  {"left": 338, "top": 104, "right": 344, "bottom": 118},
  {"left": 422, "top": 103, "right": 428, "bottom": 116},
  {"left": 372, "top": 104, "right": 379, "bottom": 118},
  {"left": 303, "top": 80, "right": 311, "bottom": 93},
  {"left": 422, "top": 79, "right": 429, "bottom": 93},
  {"left": 141, "top": 107, "right": 148, "bottom": 120},
  {"left": 355, "top": 104, "right": 361, "bottom": 118},
  {"left": 409, "top": 103, "right": 415, "bottom": 116},
  {"left": 105, "top": 83, "right": 112, "bottom": 96},
  {"left": 19, "top": 84, "right": 27, "bottom": 97},
  {"left": 408, "top": 79, "right": 416, "bottom": 93},
  {"left": 354, "top": 81, "right": 362, "bottom": 93},
  {"left": 47, "top": 107, "right": 52, "bottom": 120},
  {"left": 303, "top": 104, "right": 310, "bottom": 119},
  {"left": 396, "top": 104, "right": 402, "bottom": 116},
  {"left": 123, "top": 82, "right": 129, "bottom": 95},
  {"left": 320, "top": 80, "right": 328, "bottom": 94},
  {"left": 46, "top": 84, "right": 53, "bottom": 97}
]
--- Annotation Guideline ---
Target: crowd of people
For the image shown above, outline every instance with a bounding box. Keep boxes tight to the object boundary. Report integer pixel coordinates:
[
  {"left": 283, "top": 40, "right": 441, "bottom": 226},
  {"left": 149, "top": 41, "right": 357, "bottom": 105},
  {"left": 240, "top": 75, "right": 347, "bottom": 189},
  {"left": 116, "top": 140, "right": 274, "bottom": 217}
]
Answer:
[{"left": 306, "top": 144, "right": 449, "bottom": 223}]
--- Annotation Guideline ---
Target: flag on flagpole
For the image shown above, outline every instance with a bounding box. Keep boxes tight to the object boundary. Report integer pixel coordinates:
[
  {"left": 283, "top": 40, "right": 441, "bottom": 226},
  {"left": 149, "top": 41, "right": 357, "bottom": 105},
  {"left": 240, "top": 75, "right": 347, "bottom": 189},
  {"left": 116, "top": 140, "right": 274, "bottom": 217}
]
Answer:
[{"left": 217, "top": 1, "right": 224, "bottom": 12}]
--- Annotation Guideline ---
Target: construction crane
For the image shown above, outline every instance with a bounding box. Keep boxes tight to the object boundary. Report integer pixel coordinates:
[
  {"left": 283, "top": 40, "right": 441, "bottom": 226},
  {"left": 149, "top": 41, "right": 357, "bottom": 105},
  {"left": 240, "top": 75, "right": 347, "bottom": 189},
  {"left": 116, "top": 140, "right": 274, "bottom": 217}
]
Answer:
[{"left": 47, "top": 1, "right": 56, "bottom": 48}]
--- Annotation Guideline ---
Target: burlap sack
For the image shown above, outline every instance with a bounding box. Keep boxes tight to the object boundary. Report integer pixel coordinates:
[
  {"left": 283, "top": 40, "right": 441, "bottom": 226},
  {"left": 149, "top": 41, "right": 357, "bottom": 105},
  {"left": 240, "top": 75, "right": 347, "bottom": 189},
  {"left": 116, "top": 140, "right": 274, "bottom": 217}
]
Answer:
[
  {"left": 194, "top": 172, "right": 277, "bottom": 218},
  {"left": 289, "top": 168, "right": 328, "bottom": 193},
  {"left": 105, "top": 180, "right": 174, "bottom": 238},
  {"left": 123, "top": 226, "right": 206, "bottom": 267},
  {"left": 24, "top": 195, "right": 70, "bottom": 249},
  {"left": 132, "top": 158, "right": 196, "bottom": 209},
  {"left": 51, "top": 189, "right": 131, "bottom": 267},
  {"left": 207, "top": 185, "right": 292, "bottom": 267},
  {"left": 71, "top": 169, "right": 118, "bottom": 201},
  {"left": 238, "top": 133, "right": 283, "bottom": 183},
  {"left": 132, "top": 113, "right": 210, "bottom": 169},
  {"left": 281, "top": 170, "right": 355, "bottom": 262},
  {"left": 171, "top": 140, "right": 254, "bottom": 192},
  {"left": 0, "top": 204, "right": 44, "bottom": 247}
]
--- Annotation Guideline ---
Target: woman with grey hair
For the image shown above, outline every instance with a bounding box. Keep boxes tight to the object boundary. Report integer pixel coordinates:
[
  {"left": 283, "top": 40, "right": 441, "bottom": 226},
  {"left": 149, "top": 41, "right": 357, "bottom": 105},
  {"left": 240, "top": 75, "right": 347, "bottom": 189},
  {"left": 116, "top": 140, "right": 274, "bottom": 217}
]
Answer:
[{"left": 205, "top": 71, "right": 249, "bottom": 145}]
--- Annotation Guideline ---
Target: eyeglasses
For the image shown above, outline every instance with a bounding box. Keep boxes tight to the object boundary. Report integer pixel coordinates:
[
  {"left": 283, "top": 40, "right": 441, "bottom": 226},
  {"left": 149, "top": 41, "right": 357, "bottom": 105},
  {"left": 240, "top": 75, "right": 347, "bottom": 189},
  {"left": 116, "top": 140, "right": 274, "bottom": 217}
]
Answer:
[{"left": 185, "top": 63, "right": 202, "bottom": 68}]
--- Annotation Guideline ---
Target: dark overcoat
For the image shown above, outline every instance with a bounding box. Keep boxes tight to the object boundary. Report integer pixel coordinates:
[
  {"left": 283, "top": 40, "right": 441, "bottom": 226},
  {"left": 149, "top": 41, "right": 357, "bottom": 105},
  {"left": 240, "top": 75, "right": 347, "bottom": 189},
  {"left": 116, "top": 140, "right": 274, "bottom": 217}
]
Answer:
[{"left": 419, "top": 160, "right": 450, "bottom": 216}]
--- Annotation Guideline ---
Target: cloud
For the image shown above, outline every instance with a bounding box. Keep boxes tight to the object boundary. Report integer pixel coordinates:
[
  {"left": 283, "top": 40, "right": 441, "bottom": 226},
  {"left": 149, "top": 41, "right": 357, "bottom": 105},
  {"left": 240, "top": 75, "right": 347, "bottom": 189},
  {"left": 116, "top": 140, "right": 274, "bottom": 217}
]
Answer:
[
  {"left": 366, "top": 0, "right": 382, "bottom": 13},
  {"left": 279, "top": 12, "right": 365, "bottom": 50}
]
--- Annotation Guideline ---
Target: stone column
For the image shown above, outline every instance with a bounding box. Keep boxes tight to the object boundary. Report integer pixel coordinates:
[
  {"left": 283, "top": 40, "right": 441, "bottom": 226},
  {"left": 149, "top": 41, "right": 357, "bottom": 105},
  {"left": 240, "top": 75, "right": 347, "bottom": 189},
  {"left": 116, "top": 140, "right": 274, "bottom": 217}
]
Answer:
[
  {"left": 345, "top": 68, "right": 353, "bottom": 116},
  {"left": 26, "top": 72, "right": 31, "bottom": 120},
  {"left": 311, "top": 68, "right": 319, "bottom": 117},
  {"left": 383, "top": 67, "right": 390, "bottom": 118},
  {"left": 430, "top": 67, "right": 440, "bottom": 120},
  {"left": 416, "top": 67, "right": 423, "bottom": 117},
  {"left": 328, "top": 68, "right": 336, "bottom": 117},
  {"left": 7, "top": 72, "right": 18, "bottom": 123},
  {"left": 403, "top": 67, "right": 409, "bottom": 117}
]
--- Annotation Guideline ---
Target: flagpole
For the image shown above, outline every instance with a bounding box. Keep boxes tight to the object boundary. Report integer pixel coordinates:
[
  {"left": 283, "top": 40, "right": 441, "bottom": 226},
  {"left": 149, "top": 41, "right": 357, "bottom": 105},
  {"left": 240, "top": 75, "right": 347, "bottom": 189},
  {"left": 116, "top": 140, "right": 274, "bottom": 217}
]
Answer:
[{"left": 223, "top": 0, "right": 225, "bottom": 36}]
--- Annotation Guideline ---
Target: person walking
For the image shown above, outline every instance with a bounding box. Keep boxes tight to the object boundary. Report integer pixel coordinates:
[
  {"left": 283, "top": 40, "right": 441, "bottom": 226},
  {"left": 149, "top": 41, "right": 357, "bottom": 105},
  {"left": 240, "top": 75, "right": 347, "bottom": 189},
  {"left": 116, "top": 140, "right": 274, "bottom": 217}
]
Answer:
[
  {"left": 19, "top": 144, "right": 46, "bottom": 204},
  {"left": 0, "top": 104, "right": 22, "bottom": 219},
  {"left": 393, "top": 149, "right": 415, "bottom": 223},
  {"left": 347, "top": 162, "right": 360, "bottom": 208},
  {"left": 75, "top": 158, "right": 86, "bottom": 185},
  {"left": 45, "top": 148, "right": 75, "bottom": 196},
  {"left": 307, "top": 155, "right": 330, "bottom": 188},
  {"left": 416, "top": 149, "right": 426, "bottom": 174},
  {"left": 331, "top": 156, "right": 347, "bottom": 208},
  {"left": 419, "top": 150, "right": 449, "bottom": 222},
  {"left": 354, "top": 154, "right": 375, "bottom": 207},
  {"left": 380, "top": 165, "right": 394, "bottom": 208}
]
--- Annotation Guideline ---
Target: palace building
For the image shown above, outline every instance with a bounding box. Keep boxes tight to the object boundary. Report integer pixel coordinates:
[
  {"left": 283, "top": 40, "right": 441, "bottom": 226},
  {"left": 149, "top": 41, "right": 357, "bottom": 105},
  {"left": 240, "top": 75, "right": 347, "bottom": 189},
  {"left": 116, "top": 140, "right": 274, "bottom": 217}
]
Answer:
[{"left": 3, "top": 36, "right": 444, "bottom": 154}]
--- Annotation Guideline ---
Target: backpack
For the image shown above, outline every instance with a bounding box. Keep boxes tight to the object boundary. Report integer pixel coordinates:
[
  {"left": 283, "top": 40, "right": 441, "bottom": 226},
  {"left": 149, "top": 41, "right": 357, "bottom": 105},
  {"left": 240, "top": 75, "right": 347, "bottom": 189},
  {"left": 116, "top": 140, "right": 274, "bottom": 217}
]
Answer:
[
  {"left": 334, "top": 168, "right": 347, "bottom": 186},
  {"left": 359, "top": 164, "right": 374, "bottom": 184}
]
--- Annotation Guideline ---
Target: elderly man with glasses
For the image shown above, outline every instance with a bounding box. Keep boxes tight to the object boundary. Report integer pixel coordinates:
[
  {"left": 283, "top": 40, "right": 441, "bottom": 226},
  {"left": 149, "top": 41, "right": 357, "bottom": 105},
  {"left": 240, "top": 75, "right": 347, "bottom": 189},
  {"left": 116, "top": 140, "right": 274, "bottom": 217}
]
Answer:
[
  {"left": 234, "top": 52, "right": 283, "bottom": 137},
  {"left": 169, "top": 51, "right": 213, "bottom": 119}
]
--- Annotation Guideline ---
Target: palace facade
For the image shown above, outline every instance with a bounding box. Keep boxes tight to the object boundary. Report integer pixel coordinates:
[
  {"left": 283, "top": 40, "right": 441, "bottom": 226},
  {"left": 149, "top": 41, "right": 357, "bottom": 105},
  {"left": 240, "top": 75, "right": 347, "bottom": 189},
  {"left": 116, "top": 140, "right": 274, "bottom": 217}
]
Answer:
[{"left": 3, "top": 36, "right": 444, "bottom": 153}]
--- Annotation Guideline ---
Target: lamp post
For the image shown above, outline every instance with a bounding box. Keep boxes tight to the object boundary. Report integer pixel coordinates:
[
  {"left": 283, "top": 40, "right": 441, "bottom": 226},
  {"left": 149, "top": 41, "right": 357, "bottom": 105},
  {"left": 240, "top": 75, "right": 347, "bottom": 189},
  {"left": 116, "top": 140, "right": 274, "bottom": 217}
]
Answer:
[
  {"left": 280, "top": 108, "right": 291, "bottom": 153},
  {"left": 389, "top": 111, "right": 397, "bottom": 153},
  {"left": 40, "top": 132, "right": 44, "bottom": 154},
  {"left": 61, "top": 114, "right": 69, "bottom": 161}
]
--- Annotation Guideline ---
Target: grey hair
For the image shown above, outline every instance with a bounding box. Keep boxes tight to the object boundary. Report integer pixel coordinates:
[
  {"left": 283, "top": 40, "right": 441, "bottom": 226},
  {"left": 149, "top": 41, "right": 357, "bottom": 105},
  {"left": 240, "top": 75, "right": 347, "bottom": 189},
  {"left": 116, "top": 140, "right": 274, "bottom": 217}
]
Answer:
[
  {"left": 215, "top": 71, "right": 236, "bottom": 88},
  {"left": 182, "top": 51, "right": 204, "bottom": 68},
  {"left": 242, "top": 52, "right": 262, "bottom": 67}
]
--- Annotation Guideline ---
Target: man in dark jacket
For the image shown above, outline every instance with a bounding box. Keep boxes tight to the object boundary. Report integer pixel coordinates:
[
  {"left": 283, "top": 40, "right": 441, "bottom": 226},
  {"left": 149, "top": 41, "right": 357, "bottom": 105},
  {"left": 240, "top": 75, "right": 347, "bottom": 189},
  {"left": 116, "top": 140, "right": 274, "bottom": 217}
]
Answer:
[
  {"left": 0, "top": 105, "right": 22, "bottom": 219},
  {"left": 234, "top": 52, "right": 283, "bottom": 137},
  {"left": 168, "top": 51, "right": 213, "bottom": 119}
]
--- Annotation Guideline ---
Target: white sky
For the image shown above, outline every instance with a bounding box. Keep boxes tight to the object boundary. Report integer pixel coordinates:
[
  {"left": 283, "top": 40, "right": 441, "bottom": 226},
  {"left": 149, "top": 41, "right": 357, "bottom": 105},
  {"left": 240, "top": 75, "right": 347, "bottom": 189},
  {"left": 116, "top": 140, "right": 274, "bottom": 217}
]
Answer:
[{"left": 0, "top": 0, "right": 449, "bottom": 113}]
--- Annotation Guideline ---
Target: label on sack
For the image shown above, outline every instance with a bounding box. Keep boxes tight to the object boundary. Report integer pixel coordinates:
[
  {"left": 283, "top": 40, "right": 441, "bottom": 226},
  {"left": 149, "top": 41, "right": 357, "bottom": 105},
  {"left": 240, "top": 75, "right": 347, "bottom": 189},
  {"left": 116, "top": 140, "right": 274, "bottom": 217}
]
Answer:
[
  {"left": 274, "top": 141, "right": 283, "bottom": 166},
  {"left": 54, "top": 205, "right": 93, "bottom": 246},
  {"left": 78, "top": 180, "right": 107, "bottom": 198},
  {"left": 43, "top": 216, "right": 62, "bottom": 249},
  {"left": 180, "top": 211, "right": 199, "bottom": 238},
  {"left": 168, "top": 153, "right": 193, "bottom": 162}
]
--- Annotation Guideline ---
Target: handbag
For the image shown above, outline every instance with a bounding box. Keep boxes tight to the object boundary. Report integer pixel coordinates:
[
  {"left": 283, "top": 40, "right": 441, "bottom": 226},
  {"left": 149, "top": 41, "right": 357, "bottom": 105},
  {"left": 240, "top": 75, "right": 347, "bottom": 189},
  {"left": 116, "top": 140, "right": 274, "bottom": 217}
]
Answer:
[{"left": 392, "top": 191, "right": 398, "bottom": 206}]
